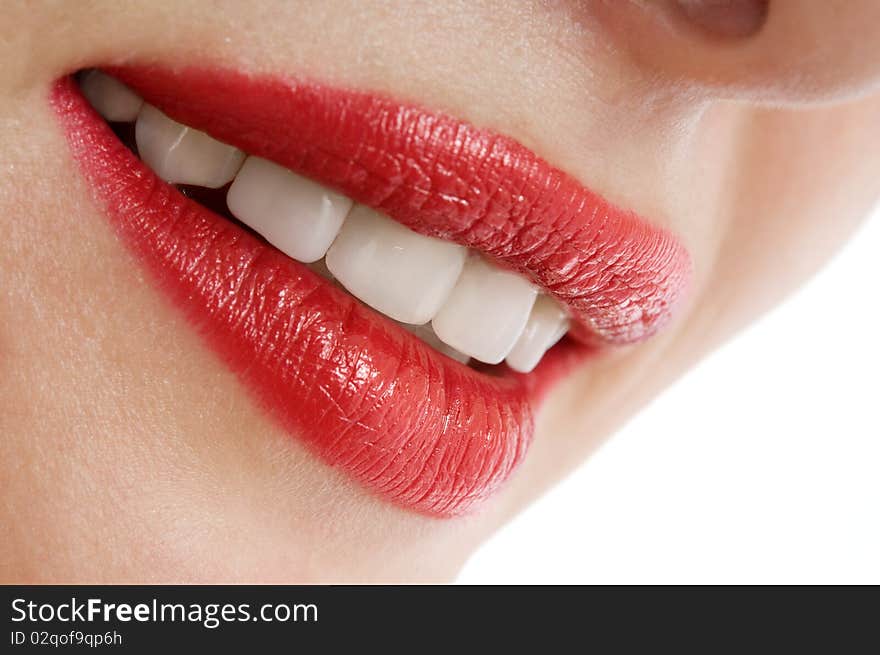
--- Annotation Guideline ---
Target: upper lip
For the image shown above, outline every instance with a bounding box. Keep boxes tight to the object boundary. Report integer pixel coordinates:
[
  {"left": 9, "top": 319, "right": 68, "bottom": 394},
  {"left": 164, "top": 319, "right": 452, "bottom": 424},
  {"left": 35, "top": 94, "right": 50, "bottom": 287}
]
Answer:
[
  {"left": 108, "top": 65, "right": 692, "bottom": 346},
  {"left": 53, "top": 65, "right": 691, "bottom": 517}
]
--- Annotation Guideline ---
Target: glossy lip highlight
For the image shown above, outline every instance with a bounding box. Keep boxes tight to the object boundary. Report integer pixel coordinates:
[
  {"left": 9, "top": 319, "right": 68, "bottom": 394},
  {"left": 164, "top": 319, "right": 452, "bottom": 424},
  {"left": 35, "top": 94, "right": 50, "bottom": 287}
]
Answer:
[{"left": 51, "top": 68, "right": 690, "bottom": 517}]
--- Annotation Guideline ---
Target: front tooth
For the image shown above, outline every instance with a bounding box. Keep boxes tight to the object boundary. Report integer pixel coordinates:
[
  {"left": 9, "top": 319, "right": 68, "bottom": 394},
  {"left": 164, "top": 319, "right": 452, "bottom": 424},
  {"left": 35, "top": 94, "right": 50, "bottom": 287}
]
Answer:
[
  {"left": 80, "top": 70, "right": 143, "bottom": 122},
  {"left": 325, "top": 206, "right": 466, "bottom": 324},
  {"left": 505, "top": 295, "right": 569, "bottom": 373},
  {"left": 227, "top": 157, "right": 352, "bottom": 263},
  {"left": 432, "top": 257, "right": 537, "bottom": 364},
  {"left": 135, "top": 105, "right": 245, "bottom": 188}
]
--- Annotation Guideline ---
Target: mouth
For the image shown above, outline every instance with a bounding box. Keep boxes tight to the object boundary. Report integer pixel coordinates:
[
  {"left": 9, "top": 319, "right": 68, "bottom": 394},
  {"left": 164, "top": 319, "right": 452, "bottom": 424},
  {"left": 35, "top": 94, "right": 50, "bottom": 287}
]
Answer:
[{"left": 51, "top": 66, "right": 690, "bottom": 517}]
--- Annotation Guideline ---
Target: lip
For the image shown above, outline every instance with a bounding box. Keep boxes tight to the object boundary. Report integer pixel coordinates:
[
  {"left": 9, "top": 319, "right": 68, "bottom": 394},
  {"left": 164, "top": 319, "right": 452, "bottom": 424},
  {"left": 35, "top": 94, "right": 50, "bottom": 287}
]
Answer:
[{"left": 51, "top": 67, "right": 690, "bottom": 516}]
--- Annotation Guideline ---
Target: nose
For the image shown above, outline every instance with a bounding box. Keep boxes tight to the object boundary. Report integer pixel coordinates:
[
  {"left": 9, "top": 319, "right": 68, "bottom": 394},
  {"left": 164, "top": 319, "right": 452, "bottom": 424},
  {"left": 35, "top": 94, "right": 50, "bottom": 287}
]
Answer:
[{"left": 675, "top": 0, "right": 768, "bottom": 38}]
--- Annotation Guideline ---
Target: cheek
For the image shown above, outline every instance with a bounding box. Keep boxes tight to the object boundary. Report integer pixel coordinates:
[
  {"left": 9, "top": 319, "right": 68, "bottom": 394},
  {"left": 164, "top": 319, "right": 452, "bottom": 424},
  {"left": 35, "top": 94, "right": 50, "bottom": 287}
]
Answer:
[
  {"left": 591, "top": 0, "right": 880, "bottom": 103},
  {"left": 689, "top": 97, "right": 880, "bottom": 350},
  {"left": 755, "top": 0, "right": 880, "bottom": 99}
]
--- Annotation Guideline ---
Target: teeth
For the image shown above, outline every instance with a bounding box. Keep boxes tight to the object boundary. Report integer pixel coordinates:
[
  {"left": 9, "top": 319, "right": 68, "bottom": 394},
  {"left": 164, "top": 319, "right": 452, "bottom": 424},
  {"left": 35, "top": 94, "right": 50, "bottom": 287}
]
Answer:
[
  {"left": 227, "top": 157, "right": 352, "bottom": 263},
  {"left": 505, "top": 295, "right": 569, "bottom": 373},
  {"left": 135, "top": 105, "right": 245, "bottom": 188},
  {"left": 432, "top": 256, "right": 538, "bottom": 364},
  {"left": 84, "top": 72, "right": 568, "bottom": 370},
  {"left": 325, "top": 206, "right": 466, "bottom": 325},
  {"left": 80, "top": 70, "right": 143, "bottom": 122}
]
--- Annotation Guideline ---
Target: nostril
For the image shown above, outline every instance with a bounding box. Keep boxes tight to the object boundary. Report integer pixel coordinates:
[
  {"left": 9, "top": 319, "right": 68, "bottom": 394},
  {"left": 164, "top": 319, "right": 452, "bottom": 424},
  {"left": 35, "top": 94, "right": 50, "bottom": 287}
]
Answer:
[{"left": 674, "top": 0, "right": 769, "bottom": 38}]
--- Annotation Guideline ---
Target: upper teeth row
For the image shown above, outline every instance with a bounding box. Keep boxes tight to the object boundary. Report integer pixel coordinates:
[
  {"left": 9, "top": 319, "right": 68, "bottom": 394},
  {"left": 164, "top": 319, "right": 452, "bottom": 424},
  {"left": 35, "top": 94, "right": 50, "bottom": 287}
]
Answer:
[{"left": 80, "top": 70, "right": 569, "bottom": 372}]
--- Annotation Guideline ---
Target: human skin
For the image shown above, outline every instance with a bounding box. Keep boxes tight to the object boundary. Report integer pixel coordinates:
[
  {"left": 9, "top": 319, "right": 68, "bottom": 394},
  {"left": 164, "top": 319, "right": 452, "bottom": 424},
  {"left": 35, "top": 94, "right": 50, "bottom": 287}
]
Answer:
[{"left": 1, "top": 1, "right": 879, "bottom": 582}]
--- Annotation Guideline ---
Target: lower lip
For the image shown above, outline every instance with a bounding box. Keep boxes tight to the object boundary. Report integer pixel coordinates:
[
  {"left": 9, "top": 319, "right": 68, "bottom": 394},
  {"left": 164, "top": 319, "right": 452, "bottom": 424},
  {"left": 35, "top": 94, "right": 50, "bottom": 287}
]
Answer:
[{"left": 52, "top": 76, "right": 588, "bottom": 517}]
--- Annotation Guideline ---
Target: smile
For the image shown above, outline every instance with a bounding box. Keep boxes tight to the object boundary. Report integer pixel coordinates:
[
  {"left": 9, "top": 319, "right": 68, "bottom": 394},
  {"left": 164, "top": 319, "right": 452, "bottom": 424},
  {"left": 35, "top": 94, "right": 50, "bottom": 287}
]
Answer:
[{"left": 51, "top": 66, "right": 691, "bottom": 516}]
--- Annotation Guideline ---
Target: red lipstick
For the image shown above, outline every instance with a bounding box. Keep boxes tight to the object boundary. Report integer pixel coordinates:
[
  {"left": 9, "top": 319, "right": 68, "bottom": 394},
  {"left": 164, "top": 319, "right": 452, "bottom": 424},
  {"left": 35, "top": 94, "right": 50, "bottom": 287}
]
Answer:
[{"left": 52, "top": 69, "right": 690, "bottom": 516}]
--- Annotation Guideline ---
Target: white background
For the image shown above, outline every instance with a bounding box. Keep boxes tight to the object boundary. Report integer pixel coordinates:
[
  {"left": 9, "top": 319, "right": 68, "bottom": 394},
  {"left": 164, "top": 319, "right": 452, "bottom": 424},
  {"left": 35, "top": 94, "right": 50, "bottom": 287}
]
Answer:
[{"left": 460, "top": 207, "right": 880, "bottom": 584}]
